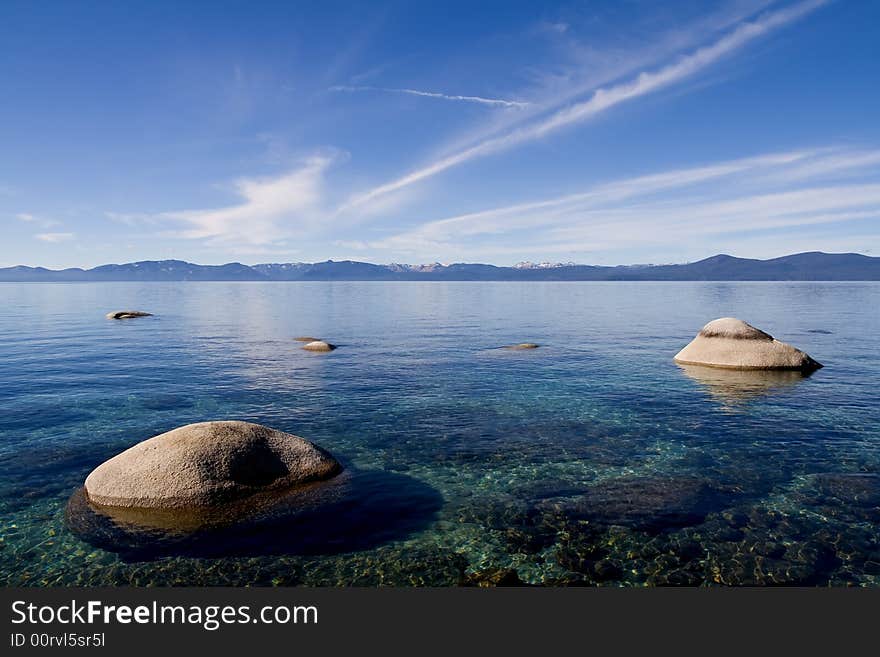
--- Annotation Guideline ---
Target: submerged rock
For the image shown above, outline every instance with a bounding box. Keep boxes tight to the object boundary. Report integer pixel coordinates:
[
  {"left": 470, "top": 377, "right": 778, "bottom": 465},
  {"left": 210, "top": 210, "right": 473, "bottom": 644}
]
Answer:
[
  {"left": 504, "top": 343, "right": 540, "bottom": 350},
  {"left": 813, "top": 473, "right": 880, "bottom": 506},
  {"left": 798, "top": 473, "right": 880, "bottom": 523},
  {"left": 84, "top": 421, "right": 341, "bottom": 510},
  {"left": 538, "top": 475, "right": 734, "bottom": 532},
  {"left": 106, "top": 310, "right": 152, "bottom": 320},
  {"left": 674, "top": 318, "right": 821, "bottom": 371},
  {"left": 294, "top": 336, "right": 320, "bottom": 342},
  {"left": 302, "top": 340, "right": 336, "bottom": 352}
]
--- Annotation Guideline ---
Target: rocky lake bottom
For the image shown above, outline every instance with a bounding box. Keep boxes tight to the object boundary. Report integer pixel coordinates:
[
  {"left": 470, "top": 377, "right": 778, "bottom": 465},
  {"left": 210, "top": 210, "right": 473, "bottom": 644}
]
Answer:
[{"left": 1, "top": 281, "right": 878, "bottom": 586}]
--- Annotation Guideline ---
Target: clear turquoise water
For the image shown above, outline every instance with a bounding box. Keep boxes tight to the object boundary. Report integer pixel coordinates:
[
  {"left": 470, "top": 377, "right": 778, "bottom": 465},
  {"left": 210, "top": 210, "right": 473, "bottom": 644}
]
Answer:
[{"left": 1, "top": 281, "right": 878, "bottom": 586}]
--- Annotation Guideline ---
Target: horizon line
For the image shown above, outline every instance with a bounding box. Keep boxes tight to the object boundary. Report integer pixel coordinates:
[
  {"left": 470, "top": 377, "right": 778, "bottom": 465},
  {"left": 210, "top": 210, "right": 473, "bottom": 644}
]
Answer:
[{"left": 2, "top": 250, "right": 876, "bottom": 272}]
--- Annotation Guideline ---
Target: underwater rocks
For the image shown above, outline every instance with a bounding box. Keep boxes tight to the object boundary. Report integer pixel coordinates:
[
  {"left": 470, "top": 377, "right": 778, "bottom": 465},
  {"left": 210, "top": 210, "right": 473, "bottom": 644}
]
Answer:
[
  {"left": 302, "top": 340, "right": 336, "bottom": 352},
  {"left": 796, "top": 473, "right": 880, "bottom": 523},
  {"left": 294, "top": 336, "right": 320, "bottom": 342},
  {"left": 105, "top": 310, "right": 152, "bottom": 319},
  {"left": 504, "top": 343, "right": 540, "bottom": 350},
  {"left": 84, "top": 421, "right": 341, "bottom": 510},
  {"left": 674, "top": 317, "right": 822, "bottom": 371},
  {"left": 538, "top": 475, "right": 736, "bottom": 532},
  {"left": 813, "top": 473, "right": 880, "bottom": 506}
]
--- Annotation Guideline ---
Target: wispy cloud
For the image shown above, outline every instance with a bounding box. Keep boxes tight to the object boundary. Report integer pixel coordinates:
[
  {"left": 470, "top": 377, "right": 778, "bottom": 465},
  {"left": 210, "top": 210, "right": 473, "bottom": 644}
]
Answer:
[
  {"left": 372, "top": 150, "right": 816, "bottom": 245},
  {"left": 105, "top": 211, "right": 157, "bottom": 227},
  {"left": 760, "top": 149, "right": 880, "bottom": 183},
  {"left": 35, "top": 232, "right": 75, "bottom": 243},
  {"left": 539, "top": 21, "right": 569, "bottom": 35},
  {"left": 547, "top": 185, "right": 880, "bottom": 243},
  {"left": 363, "top": 146, "right": 880, "bottom": 261},
  {"left": 159, "top": 154, "right": 336, "bottom": 246},
  {"left": 17, "top": 213, "right": 60, "bottom": 228},
  {"left": 340, "top": 0, "right": 827, "bottom": 213},
  {"left": 330, "top": 85, "right": 529, "bottom": 108},
  {"left": 429, "top": 1, "right": 779, "bottom": 177}
]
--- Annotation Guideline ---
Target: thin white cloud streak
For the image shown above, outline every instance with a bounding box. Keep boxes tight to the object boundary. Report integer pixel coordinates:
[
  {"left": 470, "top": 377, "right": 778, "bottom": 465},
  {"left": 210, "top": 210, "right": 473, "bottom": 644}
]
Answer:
[
  {"left": 17, "top": 213, "right": 60, "bottom": 228},
  {"left": 105, "top": 211, "right": 156, "bottom": 227},
  {"left": 35, "top": 232, "right": 75, "bottom": 243},
  {"left": 365, "top": 147, "right": 880, "bottom": 260},
  {"left": 548, "top": 186, "right": 880, "bottom": 243},
  {"left": 760, "top": 150, "right": 880, "bottom": 183},
  {"left": 341, "top": 0, "right": 827, "bottom": 213},
  {"left": 330, "top": 85, "right": 529, "bottom": 108},
  {"left": 160, "top": 155, "right": 335, "bottom": 246},
  {"left": 437, "top": 1, "right": 778, "bottom": 164},
  {"left": 374, "top": 149, "right": 820, "bottom": 247}
]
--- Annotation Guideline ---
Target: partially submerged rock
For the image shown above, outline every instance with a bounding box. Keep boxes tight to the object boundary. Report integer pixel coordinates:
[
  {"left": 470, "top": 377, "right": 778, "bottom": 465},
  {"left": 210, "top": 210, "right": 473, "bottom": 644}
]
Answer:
[
  {"left": 302, "top": 340, "right": 336, "bottom": 352},
  {"left": 674, "top": 318, "right": 821, "bottom": 371},
  {"left": 504, "top": 343, "right": 540, "bottom": 350},
  {"left": 106, "top": 310, "right": 152, "bottom": 320},
  {"left": 84, "top": 421, "right": 341, "bottom": 510},
  {"left": 294, "top": 336, "right": 320, "bottom": 342}
]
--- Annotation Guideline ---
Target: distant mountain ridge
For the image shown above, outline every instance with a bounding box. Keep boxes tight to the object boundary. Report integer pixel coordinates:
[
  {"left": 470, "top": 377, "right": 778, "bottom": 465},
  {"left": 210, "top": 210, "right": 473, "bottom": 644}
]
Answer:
[{"left": 2, "top": 252, "right": 879, "bottom": 281}]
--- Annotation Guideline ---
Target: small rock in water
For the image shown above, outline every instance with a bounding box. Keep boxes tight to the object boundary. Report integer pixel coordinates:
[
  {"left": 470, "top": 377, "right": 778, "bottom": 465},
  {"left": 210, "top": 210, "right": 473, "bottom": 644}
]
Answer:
[
  {"left": 294, "top": 336, "right": 320, "bottom": 342},
  {"left": 106, "top": 311, "right": 152, "bottom": 320},
  {"left": 504, "top": 343, "right": 540, "bottom": 350},
  {"left": 302, "top": 340, "right": 336, "bottom": 352}
]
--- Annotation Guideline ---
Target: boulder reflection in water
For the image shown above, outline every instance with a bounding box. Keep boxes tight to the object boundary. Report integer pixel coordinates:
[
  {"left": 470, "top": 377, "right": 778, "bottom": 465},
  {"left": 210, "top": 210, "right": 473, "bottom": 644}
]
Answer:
[{"left": 677, "top": 363, "right": 812, "bottom": 407}]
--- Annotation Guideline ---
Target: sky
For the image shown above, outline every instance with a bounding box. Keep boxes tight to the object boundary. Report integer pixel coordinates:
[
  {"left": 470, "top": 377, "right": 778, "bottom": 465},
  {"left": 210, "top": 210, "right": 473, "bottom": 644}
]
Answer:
[{"left": 1, "top": 0, "right": 879, "bottom": 268}]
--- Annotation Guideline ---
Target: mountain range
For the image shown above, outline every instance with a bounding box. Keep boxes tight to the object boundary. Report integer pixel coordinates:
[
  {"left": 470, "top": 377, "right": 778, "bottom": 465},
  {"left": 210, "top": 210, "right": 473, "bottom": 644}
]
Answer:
[{"left": 1, "top": 252, "right": 879, "bottom": 282}]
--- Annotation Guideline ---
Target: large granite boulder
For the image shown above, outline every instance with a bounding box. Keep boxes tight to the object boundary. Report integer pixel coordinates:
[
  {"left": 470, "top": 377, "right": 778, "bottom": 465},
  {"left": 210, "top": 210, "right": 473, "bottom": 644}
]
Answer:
[
  {"left": 674, "top": 318, "right": 821, "bottom": 371},
  {"left": 106, "top": 311, "right": 152, "bottom": 319},
  {"left": 84, "top": 421, "right": 341, "bottom": 509}
]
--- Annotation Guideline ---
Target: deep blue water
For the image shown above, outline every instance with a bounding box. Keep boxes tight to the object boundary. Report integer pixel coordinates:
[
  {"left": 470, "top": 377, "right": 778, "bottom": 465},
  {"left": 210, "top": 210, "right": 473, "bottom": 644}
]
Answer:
[{"left": 1, "top": 281, "right": 879, "bottom": 586}]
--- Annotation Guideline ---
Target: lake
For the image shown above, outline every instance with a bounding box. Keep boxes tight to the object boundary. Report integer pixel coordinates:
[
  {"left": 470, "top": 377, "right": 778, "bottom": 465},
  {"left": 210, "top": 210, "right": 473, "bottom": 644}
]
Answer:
[{"left": 1, "top": 281, "right": 878, "bottom": 586}]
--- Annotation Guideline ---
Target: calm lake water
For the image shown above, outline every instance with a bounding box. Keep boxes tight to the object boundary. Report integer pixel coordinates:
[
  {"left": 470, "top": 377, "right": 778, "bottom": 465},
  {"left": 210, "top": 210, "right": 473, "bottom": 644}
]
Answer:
[{"left": 1, "top": 281, "right": 879, "bottom": 586}]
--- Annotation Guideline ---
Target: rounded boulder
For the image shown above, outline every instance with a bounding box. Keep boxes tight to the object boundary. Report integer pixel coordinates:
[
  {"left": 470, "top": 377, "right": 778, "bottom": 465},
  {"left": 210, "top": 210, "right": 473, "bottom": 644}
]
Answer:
[
  {"left": 84, "top": 421, "right": 342, "bottom": 510},
  {"left": 674, "top": 318, "right": 821, "bottom": 371},
  {"left": 302, "top": 340, "right": 336, "bottom": 352}
]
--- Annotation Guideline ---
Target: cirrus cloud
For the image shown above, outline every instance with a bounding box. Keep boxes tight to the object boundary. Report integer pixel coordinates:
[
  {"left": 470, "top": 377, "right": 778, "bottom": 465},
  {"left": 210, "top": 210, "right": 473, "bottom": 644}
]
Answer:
[
  {"left": 330, "top": 85, "right": 529, "bottom": 108},
  {"left": 361, "top": 146, "right": 880, "bottom": 262},
  {"left": 340, "top": 0, "right": 828, "bottom": 214},
  {"left": 35, "top": 232, "right": 75, "bottom": 243}
]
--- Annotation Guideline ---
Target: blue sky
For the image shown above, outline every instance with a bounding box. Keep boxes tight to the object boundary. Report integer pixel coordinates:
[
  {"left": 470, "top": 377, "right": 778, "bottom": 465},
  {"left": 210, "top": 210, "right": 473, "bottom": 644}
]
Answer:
[{"left": 1, "top": 0, "right": 879, "bottom": 267}]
